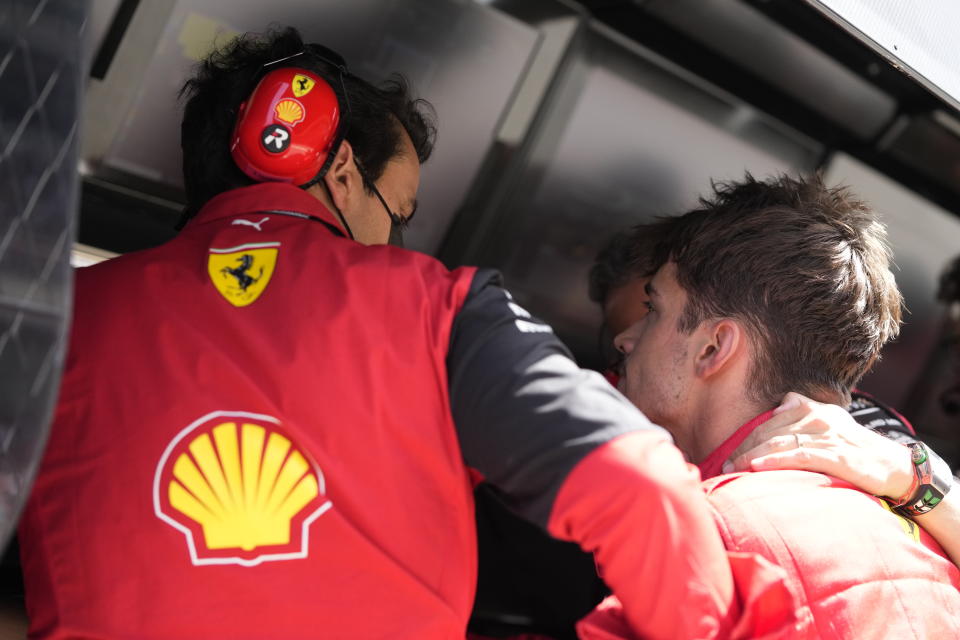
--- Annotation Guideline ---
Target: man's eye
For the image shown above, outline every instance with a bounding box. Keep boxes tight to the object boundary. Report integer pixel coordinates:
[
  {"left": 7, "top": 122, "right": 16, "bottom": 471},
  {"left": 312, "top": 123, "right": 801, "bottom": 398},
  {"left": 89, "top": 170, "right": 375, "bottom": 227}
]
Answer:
[{"left": 644, "top": 301, "right": 655, "bottom": 313}]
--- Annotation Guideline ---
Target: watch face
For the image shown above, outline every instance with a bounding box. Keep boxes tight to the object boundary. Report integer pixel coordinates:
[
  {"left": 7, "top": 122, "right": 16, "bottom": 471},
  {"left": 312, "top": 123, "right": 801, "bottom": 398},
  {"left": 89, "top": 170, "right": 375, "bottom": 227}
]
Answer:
[{"left": 911, "top": 446, "right": 928, "bottom": 465}]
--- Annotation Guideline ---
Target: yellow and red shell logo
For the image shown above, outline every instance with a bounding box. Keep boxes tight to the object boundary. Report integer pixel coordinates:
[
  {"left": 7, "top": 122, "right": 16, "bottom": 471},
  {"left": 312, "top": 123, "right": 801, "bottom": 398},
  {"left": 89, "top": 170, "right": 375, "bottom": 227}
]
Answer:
[
  {"left": 274, "top": 98, "right": 305, "bottom": 126},
  {"left": 154, "top": 411, "right": 331, "bottom": 567}
]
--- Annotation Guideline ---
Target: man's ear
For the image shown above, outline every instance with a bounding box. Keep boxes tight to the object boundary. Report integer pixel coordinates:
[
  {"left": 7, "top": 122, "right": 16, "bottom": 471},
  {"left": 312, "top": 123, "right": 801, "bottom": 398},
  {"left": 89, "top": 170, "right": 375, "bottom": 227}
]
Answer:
[
  {"left": 322, "top": 140, "right": 359, "bottom": 212},
  {"left": 693, "top": 318, "right": 742, "bottom": 379}
]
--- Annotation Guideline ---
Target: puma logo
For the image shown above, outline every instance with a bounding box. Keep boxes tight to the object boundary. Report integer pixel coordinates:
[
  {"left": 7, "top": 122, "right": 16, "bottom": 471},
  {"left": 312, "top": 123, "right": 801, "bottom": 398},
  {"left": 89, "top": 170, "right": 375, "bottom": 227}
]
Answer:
[{"left": 232, "top": 217, "right": 270, "bottom": 231}]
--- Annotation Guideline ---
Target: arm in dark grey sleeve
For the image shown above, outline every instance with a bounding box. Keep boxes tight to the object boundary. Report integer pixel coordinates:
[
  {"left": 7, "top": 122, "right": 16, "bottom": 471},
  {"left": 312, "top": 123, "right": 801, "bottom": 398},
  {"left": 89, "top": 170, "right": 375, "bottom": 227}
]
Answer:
[
  {"left": 849, "top": 391, "right": 917, "bottom": 440},
  {"left": 447, "top": 268, "right": 666, "bottom": 528}
]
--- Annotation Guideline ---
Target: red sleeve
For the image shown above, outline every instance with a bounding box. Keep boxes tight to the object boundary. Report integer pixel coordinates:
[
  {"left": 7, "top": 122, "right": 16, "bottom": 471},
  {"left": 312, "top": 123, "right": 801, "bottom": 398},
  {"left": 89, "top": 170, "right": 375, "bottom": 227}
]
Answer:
[
  {"left": 551, "top": 432, "right": 798, "bottom": 640},
  {"left": 578, "top": 552, "right": 799, "bottom": 640},
  {"left": 547, "top": 431, "right": 738, "bottom": 639}
]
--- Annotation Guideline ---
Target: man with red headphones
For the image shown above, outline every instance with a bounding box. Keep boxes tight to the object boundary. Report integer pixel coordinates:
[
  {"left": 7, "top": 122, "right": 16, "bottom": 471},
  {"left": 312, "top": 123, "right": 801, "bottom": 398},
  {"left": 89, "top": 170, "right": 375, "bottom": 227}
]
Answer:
[{"left": 17, "top": 27, "right": 798, "bottom": 639}]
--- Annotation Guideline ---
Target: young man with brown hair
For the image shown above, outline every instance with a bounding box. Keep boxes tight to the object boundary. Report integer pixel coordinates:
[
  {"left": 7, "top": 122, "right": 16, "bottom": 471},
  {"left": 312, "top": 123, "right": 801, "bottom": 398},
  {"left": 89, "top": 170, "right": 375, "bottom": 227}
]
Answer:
[
  {"left": 583, "top": 175, "right": 960, "bottom": 638},
  {"left": 589, "top": 189, "right": 960, "bottom": 562}
]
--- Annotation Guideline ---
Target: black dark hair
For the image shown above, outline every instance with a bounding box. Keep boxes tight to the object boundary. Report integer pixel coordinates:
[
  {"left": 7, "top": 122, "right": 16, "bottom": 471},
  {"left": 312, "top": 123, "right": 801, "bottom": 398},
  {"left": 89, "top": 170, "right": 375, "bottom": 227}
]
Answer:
[
  {"left": 939, "top": 254, "right": 960, "bottom": 305},
  {"left": 588, "top": 218, "right": 680, "bottom": 305},
  {"left": 179, "top": 26, "right": 436, "bottom": 217}
]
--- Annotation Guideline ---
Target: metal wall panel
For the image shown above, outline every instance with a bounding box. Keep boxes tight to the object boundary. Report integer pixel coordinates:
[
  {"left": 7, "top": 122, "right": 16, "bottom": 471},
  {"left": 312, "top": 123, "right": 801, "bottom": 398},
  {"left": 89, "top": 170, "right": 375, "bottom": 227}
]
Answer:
[
  {"left": 811, "top": 0, "right": 960, "bottom": 113},
  {"left": 465, "top": 22, "right": 822, "bottom": 365},
  {"left": 647, "top": 0, "right": 897, "bottom": 140},
  {"left": 85, "top": 0, "right": 123, "bottom": 69}
]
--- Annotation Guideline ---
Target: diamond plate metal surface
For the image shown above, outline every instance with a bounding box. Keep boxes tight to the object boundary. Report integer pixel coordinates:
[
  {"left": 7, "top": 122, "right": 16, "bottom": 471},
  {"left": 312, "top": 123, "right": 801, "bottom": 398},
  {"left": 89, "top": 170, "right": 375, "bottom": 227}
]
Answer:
[{"left": 0, "top": 0, "right": 86, "bottom": 548}]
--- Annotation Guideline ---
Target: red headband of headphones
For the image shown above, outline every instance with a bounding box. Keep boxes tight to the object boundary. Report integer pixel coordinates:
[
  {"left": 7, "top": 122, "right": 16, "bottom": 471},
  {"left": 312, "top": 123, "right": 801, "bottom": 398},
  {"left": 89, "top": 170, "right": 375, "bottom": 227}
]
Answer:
[{"left": 230, "top": 67, "right": 341, "bottom": 186}]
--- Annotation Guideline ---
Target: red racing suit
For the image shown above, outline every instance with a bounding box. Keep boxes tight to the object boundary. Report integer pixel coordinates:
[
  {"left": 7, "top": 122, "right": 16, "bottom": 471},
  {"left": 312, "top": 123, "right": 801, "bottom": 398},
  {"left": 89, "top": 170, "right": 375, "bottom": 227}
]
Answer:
[
  {"left": 580, "top": 411, "right": 960, "bottom": 639},
  {"left": 19, "top": 183, "right": 780, "bottom": 639}
]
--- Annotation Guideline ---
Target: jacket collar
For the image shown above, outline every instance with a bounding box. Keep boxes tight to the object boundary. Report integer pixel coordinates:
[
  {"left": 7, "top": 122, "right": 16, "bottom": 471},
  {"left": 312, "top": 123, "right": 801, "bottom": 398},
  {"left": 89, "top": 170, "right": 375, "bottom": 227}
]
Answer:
[
  {"left": 187, "top": 183, "right": 347, "bottom": 234},
  {"left": 698, "top": 409, "right": 776, "bottom": 480}
]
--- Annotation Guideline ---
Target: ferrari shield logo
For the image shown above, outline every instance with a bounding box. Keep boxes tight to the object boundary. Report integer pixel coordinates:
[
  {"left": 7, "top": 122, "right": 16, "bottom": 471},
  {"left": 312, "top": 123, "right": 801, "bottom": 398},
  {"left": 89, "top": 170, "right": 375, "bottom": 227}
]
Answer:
[
  {"left": 208, "top": 242, "right": 279, "bottom": 307},
  {"left": 292, "top": 74, "right": 315, "bottom": 98}
]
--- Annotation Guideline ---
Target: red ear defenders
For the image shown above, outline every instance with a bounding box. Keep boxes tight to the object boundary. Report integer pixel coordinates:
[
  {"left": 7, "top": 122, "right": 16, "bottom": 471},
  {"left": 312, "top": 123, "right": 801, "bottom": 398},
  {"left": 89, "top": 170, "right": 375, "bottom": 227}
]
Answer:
[{"left": 230, "top": 66, "right": 343, "bottom": 186}]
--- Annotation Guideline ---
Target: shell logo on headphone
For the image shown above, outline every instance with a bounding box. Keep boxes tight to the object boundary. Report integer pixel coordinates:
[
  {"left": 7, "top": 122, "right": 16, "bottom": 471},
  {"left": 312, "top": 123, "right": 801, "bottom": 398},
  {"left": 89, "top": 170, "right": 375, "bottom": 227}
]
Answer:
[
  {"left": 274, "top": 99, "right": 305, "bottom": 126},
  {"left": 230, "top": 66, "right": 341, "bottom": 186}
]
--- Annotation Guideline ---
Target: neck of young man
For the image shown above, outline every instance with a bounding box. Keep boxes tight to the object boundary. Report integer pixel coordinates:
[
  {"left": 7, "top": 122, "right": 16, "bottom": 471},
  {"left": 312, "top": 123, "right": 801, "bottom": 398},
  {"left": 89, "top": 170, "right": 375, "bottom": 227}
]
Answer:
[{"left": 677, "top": 384, "right": 771, "bottom": 465}]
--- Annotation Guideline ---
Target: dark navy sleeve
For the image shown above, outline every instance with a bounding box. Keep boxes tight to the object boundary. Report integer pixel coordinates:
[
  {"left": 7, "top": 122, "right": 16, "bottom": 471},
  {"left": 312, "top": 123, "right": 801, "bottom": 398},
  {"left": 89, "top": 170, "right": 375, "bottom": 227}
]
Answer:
[
  {"left": 447, "top": 268, "right": 665, "bottom": 528},
  {"left": 848, "top": 391, "right": 918, "bottom": 444},
  {"left": 848, "top": 392, "right": 960, "bottom": 476}
]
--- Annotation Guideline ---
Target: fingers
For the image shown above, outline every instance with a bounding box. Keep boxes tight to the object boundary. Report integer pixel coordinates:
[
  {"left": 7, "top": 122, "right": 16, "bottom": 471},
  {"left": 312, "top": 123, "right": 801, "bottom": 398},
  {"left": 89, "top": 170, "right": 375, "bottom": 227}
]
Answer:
[
  {"left": 732, "top": 407, "right": 807, "bottom": 454},
  {"left": 728, "top": 434, "right": 819, "bottom": 472},
  {"left": 773, "top": 391, "right": 815, "bottom": 415},
  {"left": 747, "top": 448, "right": 839, "bottom": 473},
  {"left": 769, "top": 398, "right": 849, "bottom": 437},
  {"left": 733, "top": 437, "right": 842, "bottom": 472},
  {"left": 723, "top": 394, "right": 915, "bottom": 497},
  {"left": 741, "top": 439, "right": 909, "bottom": 498},
  {"left": 729, "top": 403, "right": 827, "bottom": 462},
  {"left": 756, "top": 405, "right": 810, "bottom": 432}
]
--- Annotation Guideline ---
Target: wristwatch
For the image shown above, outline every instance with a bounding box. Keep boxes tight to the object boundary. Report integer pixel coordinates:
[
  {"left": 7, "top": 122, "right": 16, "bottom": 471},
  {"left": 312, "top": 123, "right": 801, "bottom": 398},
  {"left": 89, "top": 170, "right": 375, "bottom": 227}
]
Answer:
[{"left": 889, "top": 442, "right": 953, "bottom": 516}]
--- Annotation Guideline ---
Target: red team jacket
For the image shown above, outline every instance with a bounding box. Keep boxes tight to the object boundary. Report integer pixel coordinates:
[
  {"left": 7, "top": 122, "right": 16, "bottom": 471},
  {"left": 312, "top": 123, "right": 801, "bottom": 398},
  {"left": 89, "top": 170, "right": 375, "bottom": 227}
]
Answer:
[
  {"left": 21, "top": 184, "right": 480, "bottom": 638},
  {"left": 580, "top": 412, "right": 960, "bottom": 639},
  {"left": 19, "top": 183, "right": 779, "bottom": 639}
]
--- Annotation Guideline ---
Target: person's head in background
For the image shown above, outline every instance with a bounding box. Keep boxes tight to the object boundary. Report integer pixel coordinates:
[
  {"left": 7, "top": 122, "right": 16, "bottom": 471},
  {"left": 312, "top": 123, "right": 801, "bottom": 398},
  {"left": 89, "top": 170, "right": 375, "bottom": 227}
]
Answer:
[
  {"left": 612, "top": 174, "right": 903, "bottom": 462},
  {"left": 179, "top": 27, "right": 436, "bottom": 245},
  {"left": 588, "top": 218, "right": 680, "bottom": 369}
]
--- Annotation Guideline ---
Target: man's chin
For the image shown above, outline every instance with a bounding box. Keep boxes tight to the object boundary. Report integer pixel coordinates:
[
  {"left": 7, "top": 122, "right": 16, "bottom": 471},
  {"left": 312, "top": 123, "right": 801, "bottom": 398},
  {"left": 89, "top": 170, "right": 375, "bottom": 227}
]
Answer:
[
  {"left": 615, "top": 377, "right": 626, "bottom": 394},
  {"left": 617, "top": 380, "right": 643, "bottom": 410},
  {"left": 618, "top": 381, "right": 649, "bottom": 414}
]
